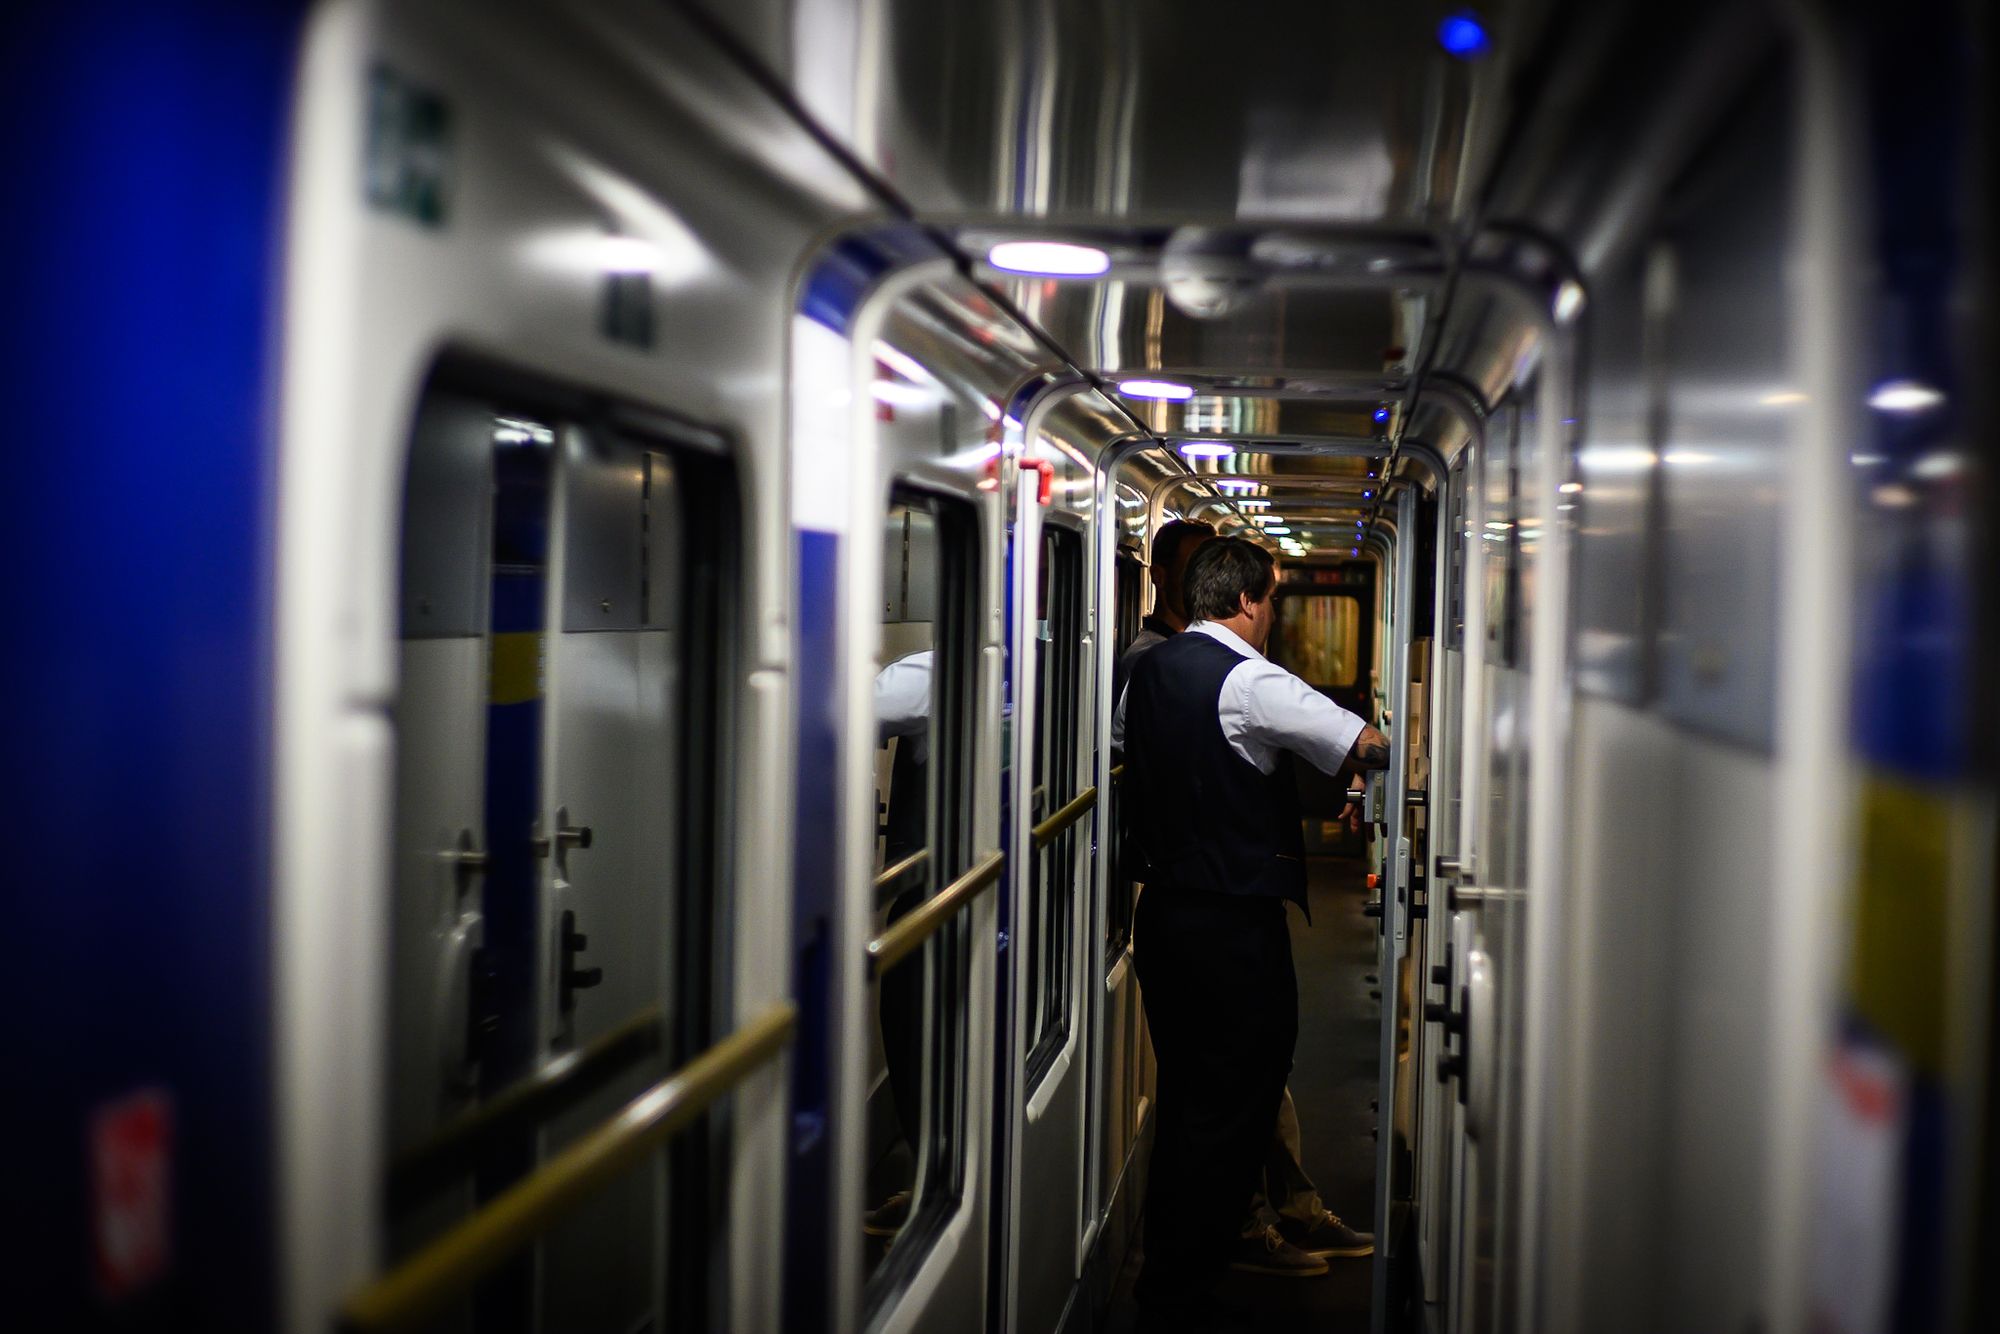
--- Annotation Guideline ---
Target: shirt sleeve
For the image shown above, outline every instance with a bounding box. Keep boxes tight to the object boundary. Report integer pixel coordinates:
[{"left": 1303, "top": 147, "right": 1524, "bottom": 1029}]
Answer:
[
  {"left": 873, "top": 651, "right": 932, "bottom": 743},
  {"left": 1232, "top": 659, "right": 1369, "bottom": 778},
  {"left": 1111, "top": 682, "right": 1128, "bottom": 752}
]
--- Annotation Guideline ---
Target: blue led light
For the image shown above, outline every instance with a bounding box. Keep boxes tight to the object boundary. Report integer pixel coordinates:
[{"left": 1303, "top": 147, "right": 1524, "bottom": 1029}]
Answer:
[
  {"left": 1438, "top": 11, "right": 1491, "bottom": 59},
  {"left": 1373, "top": 406, "right": 1391, "bottom": 423},
  {"left": 1363, "top": 489, "right": 1373, "bottom": 498},
  {"left": 1350, "top": 548, "right": 1360, "bottom": 556}
]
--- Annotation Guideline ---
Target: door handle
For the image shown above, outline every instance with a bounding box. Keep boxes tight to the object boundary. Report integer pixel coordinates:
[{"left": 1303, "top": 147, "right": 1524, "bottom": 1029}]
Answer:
[{"left": 558, "top": 909, "right": 604, "bottom": 1014}]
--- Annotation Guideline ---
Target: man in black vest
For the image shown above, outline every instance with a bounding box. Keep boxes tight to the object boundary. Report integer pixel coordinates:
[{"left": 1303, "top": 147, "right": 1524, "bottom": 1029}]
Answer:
[{"left": 1117, "top": 537, "right": 1389, "bottom": 1315}]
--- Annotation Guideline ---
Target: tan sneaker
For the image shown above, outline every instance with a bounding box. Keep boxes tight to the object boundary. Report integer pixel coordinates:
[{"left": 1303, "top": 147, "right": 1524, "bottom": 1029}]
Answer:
[{"left": 1228, "top": 1224, "right": 1329, "bottom": 1277}]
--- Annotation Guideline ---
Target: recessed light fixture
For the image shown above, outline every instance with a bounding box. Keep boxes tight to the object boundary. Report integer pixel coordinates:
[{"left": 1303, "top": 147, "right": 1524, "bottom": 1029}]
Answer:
[
  {"left": 596, "top": 235, "right": 663, "bottom": 275},
  {"left": 1438, "top": 10, "right": 1492, "bottom": 58},
  {"left": 1252, "top": 514, "right": 1283, "bottom": 524},
  {"left": 1559, "top": 480, "right": 1583, "bottom": 494},
  {"left": 1868, "top": 379, "right": 1947, "bottom": 414},
  {"left": 1179, "top": 441, "right": 1233, "bottom": 459},
  {"left": 1124, "top": 379, "right": 1197, "bottom": 401},
  {"left": 1263, "top": 525, "right": 1291, "bottom": 535},
  {"left": 986, "top": 240, "right": 1111, "bottom": 276},
  {"left": 1553, "top": 279, "right": 1585, "bottom": 323},
  {"left": 1912, "top": 451, "right": 1964, "bottom": 480},
  {"left": 1350, "top": 547, "right": 1360, "bottom": 556},
  {"left": 1373, "top": 406, "right": 1391, "bottom": 424}
]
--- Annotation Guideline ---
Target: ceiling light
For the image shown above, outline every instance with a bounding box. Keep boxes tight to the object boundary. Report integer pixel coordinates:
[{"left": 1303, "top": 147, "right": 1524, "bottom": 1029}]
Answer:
[
  {"left": 1438, "top": 10, "right": 1492, "bottom": 58},
  {"left": 871, "top": 381, "right": 933, "bottom": 408},
  {"left": 1252, "top": 514, "right": 1283, "bottom": 524},
  {"left": 1179, "top": 441, "right": 1233, "bottom": 459},
  {"left": 1263, "top": 525, "right": 1292, "bottom": 535},
  {"left": 1911, "top": 451, "right": 1964, "bottom": 480},
  {"left": 596, "top": 235, "right": 663, "bottom": 275},
  {"left": 1124, "top": 379, "right": 1197, "bottom": 401},
  {"left": 1559, "top": 480, "right": 1583, "bottom": 494},
  {"left": 1868, "top": 379, "right": 1946, "bottom": 414},
  {"left": 1373, "top": 406, "right": 1391, "bottom": 424},
  {"left": 986, "top": 240, "right": 1110, "bottom": 276},
  {"left": 1553, "top": 279, "right": 1585, "bottom": 323},
  {"left": 1761, "top": 390, "right": 1807, "bottom": 407}
]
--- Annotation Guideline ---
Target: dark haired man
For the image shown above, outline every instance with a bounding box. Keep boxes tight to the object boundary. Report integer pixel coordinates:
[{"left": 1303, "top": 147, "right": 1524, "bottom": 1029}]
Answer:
[
  {"left": 1113, "top": 518, "right": 1215, "bottom": 704},
  {"left": 1114, "top": 536, "right": 1389, "bottom": 1316}
]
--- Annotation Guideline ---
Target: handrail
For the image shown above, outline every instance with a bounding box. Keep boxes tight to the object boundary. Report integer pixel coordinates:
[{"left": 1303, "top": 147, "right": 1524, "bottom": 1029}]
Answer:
[
  {"left": 386, "top": 1005, "right": 665, "bottom": 1213},
  {"left": 1108, "top": 764, "right": 1125, "bottom": 784},
  {"left": 1031, "top": 786, "right": 1098, "bottom": 849},
  {"left": 872, "top": 847, "right": 930, "bottom": 903},
  {"left": 341, "top": 1003, "right": 797, "bottom": 1334},
  {"left": 866, "top": 849, "right": 1004, "bottom": 976}
]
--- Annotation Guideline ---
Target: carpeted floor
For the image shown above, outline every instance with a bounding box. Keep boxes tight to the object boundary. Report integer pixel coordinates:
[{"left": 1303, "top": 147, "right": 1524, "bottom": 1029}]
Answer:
[{"left": 1105, "top": 854, "right": 1381, "bottom": 1332}]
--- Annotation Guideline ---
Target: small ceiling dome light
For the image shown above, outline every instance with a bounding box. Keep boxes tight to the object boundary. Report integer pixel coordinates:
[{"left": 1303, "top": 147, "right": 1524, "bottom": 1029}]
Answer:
[
  {"left": 1373, "top": 406, "right": 1391, "bottom": 424},
  {"left": 1362, "top": 489, "right": 1373, "bottom": 498},
  {"left": 1350, "top": 547, "right": 1360, "bottom": 556},
  {"left": 1868, "top": 379, "right": 1947, "bottom": 414},
  {"left": 1178, "top": 441, "right": 1234, "bottom": 459},
  {"left": 1438, "top": 10, "right": 1492, "bottom": 59},
  {"left": 1123, "top": 379, "right": 1197, "bottom": 401},
  {"left": 986, "top": 240, "right": 1111, "bottom": 276}
]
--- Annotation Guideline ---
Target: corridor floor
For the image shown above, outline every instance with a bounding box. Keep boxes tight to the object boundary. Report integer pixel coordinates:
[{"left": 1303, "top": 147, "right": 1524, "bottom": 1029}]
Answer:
[{"left": 1106, "top": 854, "right": 1381, "bottom": 1332}]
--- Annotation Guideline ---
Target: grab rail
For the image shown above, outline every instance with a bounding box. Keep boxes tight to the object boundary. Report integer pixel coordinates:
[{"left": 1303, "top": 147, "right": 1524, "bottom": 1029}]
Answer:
[
  {"left": 341, "top": 1003, "right": 797, "bottom": 1333},
  {"left": 866, "top": 849, "right": 1004, "bottom": 976},
  {"left": 1031, "top": 786, "right": 1098, "bottom": 849},
  {"left": 872, "top": 847, "right": 931, "bottom": 904},
  {"left": 385, "top": 1005, "right": 665, "bottom": 1213}
]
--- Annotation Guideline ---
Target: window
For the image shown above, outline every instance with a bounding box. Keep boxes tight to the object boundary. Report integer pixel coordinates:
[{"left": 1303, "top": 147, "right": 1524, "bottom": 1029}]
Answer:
[
  {"left": 863, "top": 491, "right": 977, "bottom": 1295},
  {"left": 386, "top": 373, "right": 736, "bottom": 1333},
  {"left": 1274, "top": 592, "right": 1363, "bottom": 687},
  {"left": 1106, "top": 549, "right": 1145, "bottom": 962},
  {"left": 1026, "top": 524, "right": 1086, "bottom": 1082}
]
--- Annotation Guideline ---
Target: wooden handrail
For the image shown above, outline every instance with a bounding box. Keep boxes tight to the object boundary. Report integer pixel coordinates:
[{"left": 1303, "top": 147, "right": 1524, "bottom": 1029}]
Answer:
[
  {"left": 872, "top": 847, "right": 930, "bottom": 903},
  {"left": 866, "top": 850, "right": 1004, "bottom": 976},
  {"left": 342, "top": 1003, "right": 797, "bottom": 1333},
  {"left": 385, "top": 1005, "right": 664, "bottom": 1213},
  {"left": 1031, "top": 786, "right": 1098, "bottom": 849}
]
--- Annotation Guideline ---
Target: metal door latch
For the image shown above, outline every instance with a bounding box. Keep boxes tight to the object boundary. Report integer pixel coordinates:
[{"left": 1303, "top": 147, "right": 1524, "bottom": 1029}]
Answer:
[{"left": 558, "top": 909, "right": 604, "bottom": 1013}]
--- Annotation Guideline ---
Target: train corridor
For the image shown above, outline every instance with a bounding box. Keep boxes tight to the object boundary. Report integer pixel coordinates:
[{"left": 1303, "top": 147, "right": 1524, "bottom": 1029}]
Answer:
[{"left": 1110, "top": 854, "right": 1383, "bottom": 1334}]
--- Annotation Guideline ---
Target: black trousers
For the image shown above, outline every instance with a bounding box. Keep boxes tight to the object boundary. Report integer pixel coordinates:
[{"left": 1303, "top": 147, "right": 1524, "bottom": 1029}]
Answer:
[
  {"left": 1133, "top": 886, "right": 1297, "bottom": 1297},
  {"left": 879, "top": 886, "right": 927, "bottom": 1152}
]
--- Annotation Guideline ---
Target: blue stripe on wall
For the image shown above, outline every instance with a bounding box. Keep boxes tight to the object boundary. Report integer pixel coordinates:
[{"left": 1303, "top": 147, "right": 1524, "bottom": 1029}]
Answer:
[{"left": 0, "top": 4, "right": 304, "bottom": 1326}]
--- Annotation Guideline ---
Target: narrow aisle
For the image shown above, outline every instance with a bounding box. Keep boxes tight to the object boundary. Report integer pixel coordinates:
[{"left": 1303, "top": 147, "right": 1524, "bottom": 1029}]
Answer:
[{"left": 1110, "top": 855, "right": 1379, "bottom": 1332}]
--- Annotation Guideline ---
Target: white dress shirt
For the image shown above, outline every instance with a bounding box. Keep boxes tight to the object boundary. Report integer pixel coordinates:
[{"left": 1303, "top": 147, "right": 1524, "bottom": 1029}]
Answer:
[
  {"left": 874, "top": 649, "right": 933, "bottom": 763},
  {"left": 1112, "top": 621, "right": 1367, "bottom": 777}
]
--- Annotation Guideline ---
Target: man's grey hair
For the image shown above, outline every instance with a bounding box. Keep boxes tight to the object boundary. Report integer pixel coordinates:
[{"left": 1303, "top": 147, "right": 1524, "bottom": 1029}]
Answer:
[{"left": 1183, "top": 536, "right": 1277, "bottom": 622}]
